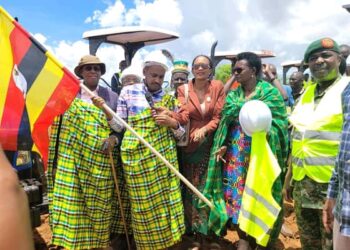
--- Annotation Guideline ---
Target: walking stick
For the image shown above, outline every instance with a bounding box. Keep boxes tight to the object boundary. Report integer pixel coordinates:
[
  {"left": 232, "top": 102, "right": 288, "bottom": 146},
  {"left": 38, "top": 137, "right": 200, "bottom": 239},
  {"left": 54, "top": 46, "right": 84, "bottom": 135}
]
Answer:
[
  {"left": 81, "top": 83, "right": 214, "bottom": 209},
  {"left": 108, "top": 149, "right": 131, "bottom": 250}
]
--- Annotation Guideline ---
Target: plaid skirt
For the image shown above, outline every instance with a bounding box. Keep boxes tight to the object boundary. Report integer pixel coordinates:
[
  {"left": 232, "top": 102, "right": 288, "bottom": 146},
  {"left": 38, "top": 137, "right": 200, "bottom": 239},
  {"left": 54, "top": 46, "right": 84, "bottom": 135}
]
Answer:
[
  {"left": 121, "top": 105, "right": 185, "bottom": 249},
  {"left": 47, "top": 99, "right": 131, "bottom": 250}
]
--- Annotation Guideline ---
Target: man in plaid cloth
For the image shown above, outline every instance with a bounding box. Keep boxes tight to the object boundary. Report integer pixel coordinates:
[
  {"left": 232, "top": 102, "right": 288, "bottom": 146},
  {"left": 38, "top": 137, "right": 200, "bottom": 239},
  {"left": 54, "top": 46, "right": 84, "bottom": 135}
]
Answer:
[
  {"left": 47, "top": 55, "right": 131, "bottom": 250},
  {"left": 107, "top": 53, "right": 188, "bottom": 249},
  {"left": 323, "top": 79, "right": 350, "bottom": 249}
]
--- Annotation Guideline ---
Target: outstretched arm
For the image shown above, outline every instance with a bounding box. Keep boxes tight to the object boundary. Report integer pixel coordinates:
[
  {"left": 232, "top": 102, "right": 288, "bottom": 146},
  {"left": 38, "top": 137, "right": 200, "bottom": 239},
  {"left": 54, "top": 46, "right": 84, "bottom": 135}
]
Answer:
[{"left": 0, "top": 147, "right": 34, "bottom": 250}]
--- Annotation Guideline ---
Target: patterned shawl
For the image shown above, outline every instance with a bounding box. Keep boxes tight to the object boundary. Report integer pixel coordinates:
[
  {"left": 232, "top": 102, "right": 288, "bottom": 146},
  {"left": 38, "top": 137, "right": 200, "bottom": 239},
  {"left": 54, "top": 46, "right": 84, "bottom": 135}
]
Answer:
[
  {"left": 47, "top": 99, "right": 131, "bottom": 249},
  {"left": 201, "top": 80, "right": 289, "bottom": 235},
  {"left": 121, "top": 94, "right": 185, "bottom": 249}
]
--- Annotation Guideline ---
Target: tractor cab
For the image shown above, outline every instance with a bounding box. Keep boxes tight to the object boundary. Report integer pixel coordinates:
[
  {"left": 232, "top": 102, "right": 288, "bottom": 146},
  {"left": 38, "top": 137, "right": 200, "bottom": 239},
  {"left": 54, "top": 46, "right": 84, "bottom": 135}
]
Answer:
[
  {"left": 83, "top": 26, "right": 179, "bottom": 94},
  {"left": 83, "top": 26, "right": 179, "bottom": 66},
  {"left": 210, "top": 41, "right": 276, "bottom": 75},
  {"left": 281, "top": 60, "right": 308, "bottom": 85}
]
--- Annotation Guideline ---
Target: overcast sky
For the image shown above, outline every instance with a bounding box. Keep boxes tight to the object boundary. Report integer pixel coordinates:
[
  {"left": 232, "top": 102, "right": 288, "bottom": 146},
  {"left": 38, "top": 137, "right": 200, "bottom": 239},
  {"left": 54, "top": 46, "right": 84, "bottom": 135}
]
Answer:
[{"left": 2, "top": 0, "right": 350, "bottom": 81}]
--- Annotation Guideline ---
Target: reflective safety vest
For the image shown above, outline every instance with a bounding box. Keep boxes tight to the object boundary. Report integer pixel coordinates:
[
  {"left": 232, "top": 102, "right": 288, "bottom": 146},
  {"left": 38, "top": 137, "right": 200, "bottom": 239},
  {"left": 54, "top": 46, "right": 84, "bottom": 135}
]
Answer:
[
  {"left": 289, "top": 77, "right": 350, "bottom": 183},
  {"left": 238, "top": 132, "right": 281, "bottom": 247}
]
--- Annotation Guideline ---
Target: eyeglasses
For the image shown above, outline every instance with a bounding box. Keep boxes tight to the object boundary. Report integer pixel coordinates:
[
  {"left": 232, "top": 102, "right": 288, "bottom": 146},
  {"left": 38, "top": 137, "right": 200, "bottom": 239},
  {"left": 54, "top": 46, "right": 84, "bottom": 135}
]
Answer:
[
  {"left": 83, "top": 65, "right": 101, "bottom": 72},
  {"left": 232, "top": 67, "right": 244, "bottom": 74},
  {"left": 193, "top": 63, "right": 211, "bottom": 70}
]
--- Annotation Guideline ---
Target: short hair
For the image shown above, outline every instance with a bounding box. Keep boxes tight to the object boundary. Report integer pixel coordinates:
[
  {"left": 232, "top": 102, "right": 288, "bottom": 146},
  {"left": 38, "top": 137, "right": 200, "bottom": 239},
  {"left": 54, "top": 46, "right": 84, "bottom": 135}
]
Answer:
[
  {"left": 236, "top": 52, "right": 262, "bottom": 77},
  {"left": 340, "top": 44, "right": 350, "bottom": 50}
]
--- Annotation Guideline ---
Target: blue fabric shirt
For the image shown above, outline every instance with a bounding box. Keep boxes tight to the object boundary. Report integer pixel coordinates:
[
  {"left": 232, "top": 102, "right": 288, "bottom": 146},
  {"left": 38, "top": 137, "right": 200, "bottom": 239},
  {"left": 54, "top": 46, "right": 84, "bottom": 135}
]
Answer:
[
  {"left": 283, "top": 84, "right": 294, "bottom": 107},
  {"left": 108, "top": 83, "right": 185, "bottom": 139},
  {"left": 327, "top": 82, "right": 350, "bottom": 236}
]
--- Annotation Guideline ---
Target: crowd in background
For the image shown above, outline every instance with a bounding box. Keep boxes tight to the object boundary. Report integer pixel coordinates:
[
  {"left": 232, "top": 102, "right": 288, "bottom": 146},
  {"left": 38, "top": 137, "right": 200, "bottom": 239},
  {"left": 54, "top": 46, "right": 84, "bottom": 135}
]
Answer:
[{"left": 2, "top": 37, "right": 350, "bottom": 250}]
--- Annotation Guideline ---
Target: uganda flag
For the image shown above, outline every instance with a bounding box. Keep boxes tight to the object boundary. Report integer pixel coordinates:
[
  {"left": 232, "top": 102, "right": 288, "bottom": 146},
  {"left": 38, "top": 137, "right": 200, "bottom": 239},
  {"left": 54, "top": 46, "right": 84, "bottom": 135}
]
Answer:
[{"left": 0, "top": 7, "right": 80, "bottom": 166}]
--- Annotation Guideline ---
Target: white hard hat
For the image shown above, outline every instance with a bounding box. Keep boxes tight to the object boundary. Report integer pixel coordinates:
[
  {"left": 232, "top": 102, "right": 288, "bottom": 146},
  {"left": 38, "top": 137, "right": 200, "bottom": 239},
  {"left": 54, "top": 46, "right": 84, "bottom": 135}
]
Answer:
[
  {"left": 239, "top": 100, "right": 272, "bottom": 136},
  {"left": 142, "top": 51, "right": 168, "bottom": 71},
  {"left": 120, "top": 65, "right": 143, "bottom": 83}
]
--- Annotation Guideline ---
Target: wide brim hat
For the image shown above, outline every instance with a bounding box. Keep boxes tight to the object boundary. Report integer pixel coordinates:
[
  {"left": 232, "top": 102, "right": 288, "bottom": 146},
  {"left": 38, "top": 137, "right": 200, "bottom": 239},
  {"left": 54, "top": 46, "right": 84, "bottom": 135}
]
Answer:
[
  {"left": 304, "top": 38, "right": 340, "bottom": 62},
  {"left": 74, "top": 55, "right": 106, "bottom": 78}
]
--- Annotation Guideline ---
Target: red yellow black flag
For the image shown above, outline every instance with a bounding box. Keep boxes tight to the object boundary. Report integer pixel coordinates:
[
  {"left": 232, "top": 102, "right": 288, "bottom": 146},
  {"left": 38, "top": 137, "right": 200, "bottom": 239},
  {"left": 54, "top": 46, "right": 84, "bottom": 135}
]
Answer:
[{"left": 0, "top": 6, "right": 80, "bottom": 166}]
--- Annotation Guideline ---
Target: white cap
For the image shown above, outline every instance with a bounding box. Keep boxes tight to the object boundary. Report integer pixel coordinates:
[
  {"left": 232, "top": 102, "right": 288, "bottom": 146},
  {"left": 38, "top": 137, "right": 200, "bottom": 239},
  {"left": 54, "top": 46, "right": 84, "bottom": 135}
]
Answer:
[
  {"left": 142, "top": 51, "right": 168, "bottom": 71},
  {"left": 120, "top": 65, "right": 143, "bottom": 83},
  {"left": 239, "top": 100, "right": 272, "bottom": 136}
]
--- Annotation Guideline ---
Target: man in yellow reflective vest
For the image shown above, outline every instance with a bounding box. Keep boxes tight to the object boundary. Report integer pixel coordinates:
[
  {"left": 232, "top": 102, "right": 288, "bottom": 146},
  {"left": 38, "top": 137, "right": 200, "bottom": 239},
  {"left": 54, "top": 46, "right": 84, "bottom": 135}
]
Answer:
[{"left": 284, "top": 38, "right": 350, "bottom": 250}]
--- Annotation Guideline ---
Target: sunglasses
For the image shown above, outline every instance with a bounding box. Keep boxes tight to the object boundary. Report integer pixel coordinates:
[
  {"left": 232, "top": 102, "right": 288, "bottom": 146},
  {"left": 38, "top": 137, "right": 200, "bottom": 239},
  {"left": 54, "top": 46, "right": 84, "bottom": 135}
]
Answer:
[
  {"left": 83, "top": 65, "right": 101, "bottom": 72},
  {"left": 232, "top": 67, "right": 244, "bottom": 74},
  {"left": 193, "top": 63, "right": 211, "bottom": 70}
]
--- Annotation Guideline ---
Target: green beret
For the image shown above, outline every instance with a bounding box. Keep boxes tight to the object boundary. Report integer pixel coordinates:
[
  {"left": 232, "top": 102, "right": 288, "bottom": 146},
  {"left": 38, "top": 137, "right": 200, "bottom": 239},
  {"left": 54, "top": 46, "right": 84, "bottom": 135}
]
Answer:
[
  {"left": 304, "top": 38, "right": 340, "bottom": 62},
  {"left": 172, "top": 60, "right": 189, "bottom": 74}
]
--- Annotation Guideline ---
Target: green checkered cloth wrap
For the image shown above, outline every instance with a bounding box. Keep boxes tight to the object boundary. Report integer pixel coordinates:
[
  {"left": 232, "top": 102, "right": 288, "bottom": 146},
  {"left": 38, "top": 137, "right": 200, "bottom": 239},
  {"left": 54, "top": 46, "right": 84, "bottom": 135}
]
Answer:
[
  {"left": 121, "top": 94, "right": 185, "bottom": 249},
  {"left": 201, "top": 80, "right": 289, "bottom": 239},
  {"left": 47, "top": 98, "right": 131, "bottom": 250}
]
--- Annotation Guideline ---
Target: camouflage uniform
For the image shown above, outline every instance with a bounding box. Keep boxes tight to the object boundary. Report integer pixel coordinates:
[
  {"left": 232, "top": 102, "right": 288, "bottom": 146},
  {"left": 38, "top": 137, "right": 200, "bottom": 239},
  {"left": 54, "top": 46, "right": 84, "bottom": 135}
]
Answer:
[
  {"left": 291, "top": 78, "right": 335, "bottom": 250},
  {"left": 293, "top": 176, "right": 332, "bottom": 250}
]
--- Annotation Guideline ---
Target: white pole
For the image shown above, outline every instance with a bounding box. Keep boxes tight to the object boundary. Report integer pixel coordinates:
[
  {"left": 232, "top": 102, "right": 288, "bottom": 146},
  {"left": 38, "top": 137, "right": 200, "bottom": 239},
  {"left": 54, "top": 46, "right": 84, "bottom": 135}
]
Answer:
[{"left": 80, "top": 83, "right": 214, "bottom": 209}]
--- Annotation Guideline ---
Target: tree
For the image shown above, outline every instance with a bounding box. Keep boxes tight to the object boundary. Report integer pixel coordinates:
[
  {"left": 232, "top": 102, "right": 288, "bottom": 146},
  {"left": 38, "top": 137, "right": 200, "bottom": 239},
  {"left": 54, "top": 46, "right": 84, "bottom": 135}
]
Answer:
[{"left": 215, "top": 64, "right": 231, "bottom": 83}]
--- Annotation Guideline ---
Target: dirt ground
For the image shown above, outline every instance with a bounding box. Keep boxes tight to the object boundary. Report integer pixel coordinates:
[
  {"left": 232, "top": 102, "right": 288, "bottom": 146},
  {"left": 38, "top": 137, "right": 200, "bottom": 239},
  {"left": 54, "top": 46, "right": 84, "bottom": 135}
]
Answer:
[{"left": 33, "top": 201, "right": 301, "bottom": 250}]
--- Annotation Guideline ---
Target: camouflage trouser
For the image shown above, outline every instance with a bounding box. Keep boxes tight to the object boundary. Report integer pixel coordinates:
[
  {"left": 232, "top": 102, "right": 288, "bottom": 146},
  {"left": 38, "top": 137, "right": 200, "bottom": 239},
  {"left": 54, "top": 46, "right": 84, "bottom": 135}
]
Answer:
[{"left": 293, "top": 179, "right": 333, "bottom": 250}]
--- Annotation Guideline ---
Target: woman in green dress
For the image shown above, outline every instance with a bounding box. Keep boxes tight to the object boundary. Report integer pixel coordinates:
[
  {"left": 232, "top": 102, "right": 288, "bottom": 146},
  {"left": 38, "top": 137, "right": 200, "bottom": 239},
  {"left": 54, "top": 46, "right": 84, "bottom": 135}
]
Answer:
[{"left": 203, "top": 52, "right": 289, "bottom": 249}]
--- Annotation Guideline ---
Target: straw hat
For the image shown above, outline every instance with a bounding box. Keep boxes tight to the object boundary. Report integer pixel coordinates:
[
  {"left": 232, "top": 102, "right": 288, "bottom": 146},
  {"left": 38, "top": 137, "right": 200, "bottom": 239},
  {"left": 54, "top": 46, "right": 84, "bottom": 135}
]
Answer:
[{"left": 74, "top": 55, "right": 106, "bottom": 78}]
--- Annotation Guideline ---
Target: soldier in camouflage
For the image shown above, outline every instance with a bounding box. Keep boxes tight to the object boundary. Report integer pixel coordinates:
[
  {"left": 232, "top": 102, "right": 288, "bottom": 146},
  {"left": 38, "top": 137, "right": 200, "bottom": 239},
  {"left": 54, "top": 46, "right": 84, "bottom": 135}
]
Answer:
[
  {"left": 284, "top": 38, "right": 345, "bottom": 250},
  {"left": 293, "top": 177, "right": 332, "bottom": 249}
]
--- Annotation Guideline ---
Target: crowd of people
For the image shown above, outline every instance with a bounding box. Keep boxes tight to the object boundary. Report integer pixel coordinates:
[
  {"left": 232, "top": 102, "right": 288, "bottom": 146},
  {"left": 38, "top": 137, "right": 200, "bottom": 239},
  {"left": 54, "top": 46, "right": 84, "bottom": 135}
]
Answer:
[
  {"left": 47, "top": 37, "right": 350, "bottom": 250},
  {"left": 3, "top": 37, "right": 350, "bottom": 250}
]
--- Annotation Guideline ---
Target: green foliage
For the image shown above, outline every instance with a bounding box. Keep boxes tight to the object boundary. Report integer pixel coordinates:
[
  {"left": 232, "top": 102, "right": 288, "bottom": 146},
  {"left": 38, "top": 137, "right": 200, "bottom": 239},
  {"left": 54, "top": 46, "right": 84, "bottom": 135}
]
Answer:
[{"left": 214, "top": 64, "right": 231, "bottom": 83}]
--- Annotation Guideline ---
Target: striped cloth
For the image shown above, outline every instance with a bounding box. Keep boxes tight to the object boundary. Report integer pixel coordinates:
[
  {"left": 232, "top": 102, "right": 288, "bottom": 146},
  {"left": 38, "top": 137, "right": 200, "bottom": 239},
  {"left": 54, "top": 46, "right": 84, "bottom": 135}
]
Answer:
[
  {"left": 121, "top": 93, "right": 185, "bottom": 249},
  {"left": 47, "top": 98, "right": 131, "bottom": 249}
]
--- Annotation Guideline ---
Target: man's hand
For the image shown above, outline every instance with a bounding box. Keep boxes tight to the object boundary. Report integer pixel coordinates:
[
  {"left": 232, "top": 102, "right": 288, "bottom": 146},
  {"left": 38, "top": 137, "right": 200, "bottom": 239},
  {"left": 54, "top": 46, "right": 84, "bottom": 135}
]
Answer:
[
  {"left": 213, "top": 146, "right": 227, "bottom": 163},
  {"left": 101, "top": 135, "right": 118, "bottom": 154},
  {"left": 92, "top": 96, "right": 113, "bottom": 121},
  {"left": 91, "top": 96, "right": 106, "bottom": 109},
  {"left": 151, "top": 106, "right": 178, "bottom": 129},
  {"left": 262, "top": 64, "right": 274, "bottom": 82},
  {"left": 322, "top": 198, "right": 336, "bottom": 234},
  {"left": 152, "top": 106, "right": 171, "bottom": 116},
  {"left": 154, "top": 114, "right": 178, "bottom": 129}
]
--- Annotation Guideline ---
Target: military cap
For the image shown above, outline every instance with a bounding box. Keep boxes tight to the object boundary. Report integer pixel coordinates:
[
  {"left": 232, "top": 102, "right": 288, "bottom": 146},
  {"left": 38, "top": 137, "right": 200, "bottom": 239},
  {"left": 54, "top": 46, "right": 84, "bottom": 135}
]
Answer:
[{"left": 304, "top": 37, "right": 340, "bottom": 62}]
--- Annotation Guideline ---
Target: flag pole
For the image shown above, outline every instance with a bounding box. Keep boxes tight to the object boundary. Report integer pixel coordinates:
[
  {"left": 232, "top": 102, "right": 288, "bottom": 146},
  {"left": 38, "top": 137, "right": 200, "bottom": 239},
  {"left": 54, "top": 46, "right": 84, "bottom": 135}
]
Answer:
[
  {"left": 80, "top": 83, "right": 214, "bottom": 209},
  {"left": 108, "top": 150, "right": 131, "bottom": 250}
]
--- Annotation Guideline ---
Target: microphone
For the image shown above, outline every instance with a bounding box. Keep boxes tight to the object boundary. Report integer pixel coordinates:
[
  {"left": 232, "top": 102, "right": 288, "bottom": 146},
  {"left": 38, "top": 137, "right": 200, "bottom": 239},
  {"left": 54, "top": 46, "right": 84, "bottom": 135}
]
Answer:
[{"left": 145, "top": 91, "right": 154, "bottom": 109}]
